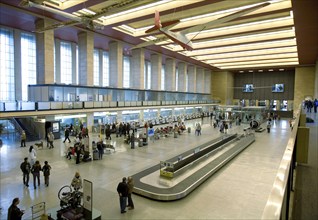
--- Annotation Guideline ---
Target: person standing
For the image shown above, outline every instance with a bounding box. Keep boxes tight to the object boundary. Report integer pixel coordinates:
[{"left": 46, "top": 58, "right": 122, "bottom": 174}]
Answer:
[
  {"left": 31, "top": 160, "right": 41, "bottom": 189},
  {"left": 48, "top": 131, "right": 54, "bottom": 149},
  {"left": 117, "top": 177, "right": 128, "bottom": 214},
  {"left": 267, "top": 120, "right": 271, "bottom": 133},
  {"left": 130, "top": 132, "right": 135, "bottom": 149},
  {"left": 28, "top": 145, "right": 36, "bottom": 166},
  {"left": 20, "top": 130, "right": 26, "bottom": 147},
  {"left": 20, "top": 157, "right": 31, "bottom": 187},
  {"left": 97, "top": 140, "right": 104, "bottom": 160},
  {"left": 127, "top": 176, "right": 135, "bottom": 210},
  {"left": 7, "top": 197, "right": 24, "bottom": 220},
  {"left": 42, "top": 161, "right": 51, "bottom": 187},
  {"left": 63, "top": 128, "right": 71, "bottom": 143}
]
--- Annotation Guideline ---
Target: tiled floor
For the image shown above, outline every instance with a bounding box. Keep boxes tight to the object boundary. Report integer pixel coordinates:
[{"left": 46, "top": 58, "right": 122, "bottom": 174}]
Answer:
[{"left": 0, "top": 117, "right": 292, "bottom": 219}]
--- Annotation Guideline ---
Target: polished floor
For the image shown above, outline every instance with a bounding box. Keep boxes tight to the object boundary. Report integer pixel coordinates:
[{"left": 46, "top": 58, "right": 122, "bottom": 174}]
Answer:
[{"left": 0, "top": 116, "right": 305, "bottom": 219}]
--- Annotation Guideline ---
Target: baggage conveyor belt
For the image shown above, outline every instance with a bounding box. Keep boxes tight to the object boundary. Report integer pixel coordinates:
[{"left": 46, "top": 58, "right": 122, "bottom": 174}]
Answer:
[{"left": 131, "top": 133, "right": 255, "bottom": 201}]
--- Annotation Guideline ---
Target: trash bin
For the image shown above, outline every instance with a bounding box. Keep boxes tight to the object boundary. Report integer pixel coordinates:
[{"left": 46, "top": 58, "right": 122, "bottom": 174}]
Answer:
[{"left": 187, "top": 127, "right": 191, "bottom": 133}]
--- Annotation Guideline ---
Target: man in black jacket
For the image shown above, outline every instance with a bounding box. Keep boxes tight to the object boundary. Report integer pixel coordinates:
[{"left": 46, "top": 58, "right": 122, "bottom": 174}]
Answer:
[
  {"left": 7, "top": 197, "right": 24, "bottom": 220},
  {"left": 20, "top": 157, "right": 31, "bottom": 187},
  {"left": 117, "top": 177, "right": 128, "bottom": 213}
]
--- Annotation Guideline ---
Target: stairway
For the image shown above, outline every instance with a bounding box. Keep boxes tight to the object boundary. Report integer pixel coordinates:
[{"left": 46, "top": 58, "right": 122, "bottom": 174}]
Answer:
[{"left": 13, "top": 118, "right": 40, "bottom": 142}]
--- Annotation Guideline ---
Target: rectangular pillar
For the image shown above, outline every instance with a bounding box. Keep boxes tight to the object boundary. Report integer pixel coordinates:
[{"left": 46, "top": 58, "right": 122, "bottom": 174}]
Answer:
[
  {"left": 165, "top": 58, "right": 176, "bottom": 91},
  {"left": 35, "top": 19, "right": 55, "bottom": 84},
  {"left": 196, "top": 67, "right": 204, "bottom": 93},
  {"left": 14, "top": 29, "right": 22, "bottom": 101},
  {"left": 151, "top": 54, "right": 162, "bottom": 90},
  {"left": 109, "top": 41, "right": 123, "bottom": 88},
  {"left": 204, "top": 69, "right": 211, "bottom": 94},
  {"left": 98, "top": 49, "right": 103, "bottom": 86},
  {"left": 177, "top": 62, "right": 187, "bottom": 92},
  {"left": 78, "top": 31, "right": 94, "bottom": 86},
  {"left": 188, "top": 65, "right": 196, "bottom": 93},
  {"left": 54, "top": 39, "right": 61, "bottom": 83},
  {"left": 131, "top": 48, "right": 145, "bottom": 89}
]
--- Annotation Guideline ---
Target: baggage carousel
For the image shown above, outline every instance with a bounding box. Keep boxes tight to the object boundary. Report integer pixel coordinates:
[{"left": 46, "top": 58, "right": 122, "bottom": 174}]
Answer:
[{"left": 131, "top": 133, "right": 255, "bottom": 201}]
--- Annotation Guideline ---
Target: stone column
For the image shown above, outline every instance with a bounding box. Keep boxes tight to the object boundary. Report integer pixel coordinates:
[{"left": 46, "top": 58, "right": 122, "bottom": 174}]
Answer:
[
  {"left": 187, "top": 65, "right": 197, "bottom": 93},
  {"left": 276, "top": 100, "right": 281, "bottom": 110},
  {"left": 35, "top": 19, "right": 55, "bottom": 84},
  {"left": 86, "top": 113, "right": 94, "bottom": 134},
  {"left": 196, "top": 67, "right": 204, "bottom": 93},
  {"left": 165, "top": 58, "right": 176, "bottom": 91},
  {"left": 131, "top": 48, "right": 145, "bottom": 89},
  {"left": 14, "top": 29, "right": 22, "bottom": 101},
  {"left": 117, "top": 111, "right": 123, "bottom": 123},
  {"left": 109, "top": 41, "right": 123, "bottom": 88},
  {"left": 54, "top": 39, "right": 61, "bottom": 83},
  {"left": 139, "top": 110, "right": 144, "bottom": 123},
  {"left": 78, "top": 31, "right": 94, "bottom": 86},
  {"left": 151, "top": 54, "right": 162, "bottom": 90},
  {"left": 204, "top": 69, "right": 211, "bottom": 94},
  {"left": 177, "top": 62, "right": 187, "bottom": 92},
  {"left": 315, "top": 59, "right": 318, "bottom": 99},
  {"left": 211, "top": 71, "right": 234, "bottom": 105}
]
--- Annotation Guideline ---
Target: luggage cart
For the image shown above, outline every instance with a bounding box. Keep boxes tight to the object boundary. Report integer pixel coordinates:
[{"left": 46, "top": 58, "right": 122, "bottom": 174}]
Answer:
[{"left": 31, "top": 202, "right": 46, "bottom": 220}]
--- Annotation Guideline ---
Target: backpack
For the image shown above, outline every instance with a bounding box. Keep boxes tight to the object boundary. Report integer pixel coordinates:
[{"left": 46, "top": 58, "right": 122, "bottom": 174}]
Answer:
[
  {"left": 20, "top": 162, "right": 31, "bottom": 173},
  {"left": 42, "top": 165, "right": 51, "bottom": 176}
]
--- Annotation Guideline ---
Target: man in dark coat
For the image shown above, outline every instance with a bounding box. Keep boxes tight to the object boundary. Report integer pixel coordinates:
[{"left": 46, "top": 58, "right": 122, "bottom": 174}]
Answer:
[
  {"left": 117, "top": 177, "right": 128, "bottom": 213},
  {"left": 7, "top": 197, "right": 24, "bottom": 220},
  {"left": 20, "top": 157, "right": 31, "bottom": 187}
]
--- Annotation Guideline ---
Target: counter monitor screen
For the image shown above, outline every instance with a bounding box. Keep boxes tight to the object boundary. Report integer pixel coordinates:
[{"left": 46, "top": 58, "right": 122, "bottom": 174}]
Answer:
[
  {"left": 243, "top": 84, "right": 254, "bottom": 92},
  {"left": 272, "top": 84, "right": 284, "bottom": 92}
]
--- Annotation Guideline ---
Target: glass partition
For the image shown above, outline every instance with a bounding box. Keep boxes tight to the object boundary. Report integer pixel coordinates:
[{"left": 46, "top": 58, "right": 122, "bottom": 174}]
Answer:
[{"left": 28, "top": 84, "right": 213, "bottom": 102}]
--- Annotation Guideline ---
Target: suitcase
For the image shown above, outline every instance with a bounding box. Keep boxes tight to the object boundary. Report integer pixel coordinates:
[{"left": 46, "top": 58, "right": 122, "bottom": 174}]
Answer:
[{"left": 93, "top": 150, "right": 99, "bottom": 160}]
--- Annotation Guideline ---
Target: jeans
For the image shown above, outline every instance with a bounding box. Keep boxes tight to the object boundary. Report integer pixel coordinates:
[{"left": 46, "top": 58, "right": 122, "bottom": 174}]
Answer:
[
  {"left": 23, "top": 172, "right": 29, "bottom": 186},
  {"left": 33, "top": 172, "right": 40, "bottom": 188},
  {"left": 128, "top": 193, "right": 134, "bottom": 208},
  {"left": 119, "top": 196, "right": 127, "bottom": 213}
]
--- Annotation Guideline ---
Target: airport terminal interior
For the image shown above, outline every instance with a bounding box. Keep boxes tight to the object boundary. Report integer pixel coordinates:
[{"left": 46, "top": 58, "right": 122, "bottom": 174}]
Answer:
[{"left": 0, "top": 0, "right": 318, "bottom": 219}]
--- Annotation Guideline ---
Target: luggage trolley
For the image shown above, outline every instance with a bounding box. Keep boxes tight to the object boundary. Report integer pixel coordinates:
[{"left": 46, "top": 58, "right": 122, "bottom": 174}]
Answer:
[{"left": 31, "top": 202, "right": 46, "bottom": 220}]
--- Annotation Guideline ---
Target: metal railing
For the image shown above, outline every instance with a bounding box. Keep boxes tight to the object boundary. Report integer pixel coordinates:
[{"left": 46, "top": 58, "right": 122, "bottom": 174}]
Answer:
[
  {"left": 261, "top": 105, "right": 301, "bottom": 219},
  {"left": 0, "top": 100, "right": 219, "bottom": 113}
]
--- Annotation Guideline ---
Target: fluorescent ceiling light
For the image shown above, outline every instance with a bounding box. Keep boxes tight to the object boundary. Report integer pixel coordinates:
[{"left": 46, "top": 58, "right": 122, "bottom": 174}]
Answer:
[
  {"left": 192, "top": 29, "right": 295, "bottom": 48},
  {"left": 81, "top": 8, "right": 96, "bottom": 15},
  {"left": 215, "top": 58, "right": 298, "bottom": 67},
  {"left": 55, "top": 114, "right": 86, "bottom": 120},
  {"left": 183, "top": 38, "right": 297, "bottom": 56},
  {"left": 101, "top": 0, "right": 174, "bottom": 21},
  {"left": 205, "top": 52, "right": 298, "bottom": 64},
  {"left": 217, "top": 62, "right": 299, "bottom": 69},
  {"left": 195, "top": 46, "right": 297, "bottom": 60}
]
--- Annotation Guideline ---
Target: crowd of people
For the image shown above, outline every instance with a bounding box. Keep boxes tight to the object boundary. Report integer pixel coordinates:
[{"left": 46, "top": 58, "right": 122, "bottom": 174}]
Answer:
[
  {"left": 20, "top": 146, "right": 52, "bottom": 189},
  {"left": 304, "top": 99, "right": 318, "bottom": 113}
]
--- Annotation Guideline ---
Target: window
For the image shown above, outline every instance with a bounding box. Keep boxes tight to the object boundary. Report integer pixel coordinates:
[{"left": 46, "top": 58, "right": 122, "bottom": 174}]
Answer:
[
  {"left": 0, "top": 28, "right": 14, "bottom": 101},
  {"left": 21, "top": 32, "right": 36, "bottom": 101},
  {"left": 102, "top": 51, "right": 109, "bottom": 86},
  {"left": 60, "top": 41, "right": 72, "bottom": 84},
  {"left": 161, "top": 64, "right": 165, "bottom": 90},
  {"left": 94, "top": 49, "right": 100, "bottom": 86},
  {"left": 123, "top": 56, "right": 130, "bottom": 88}
]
